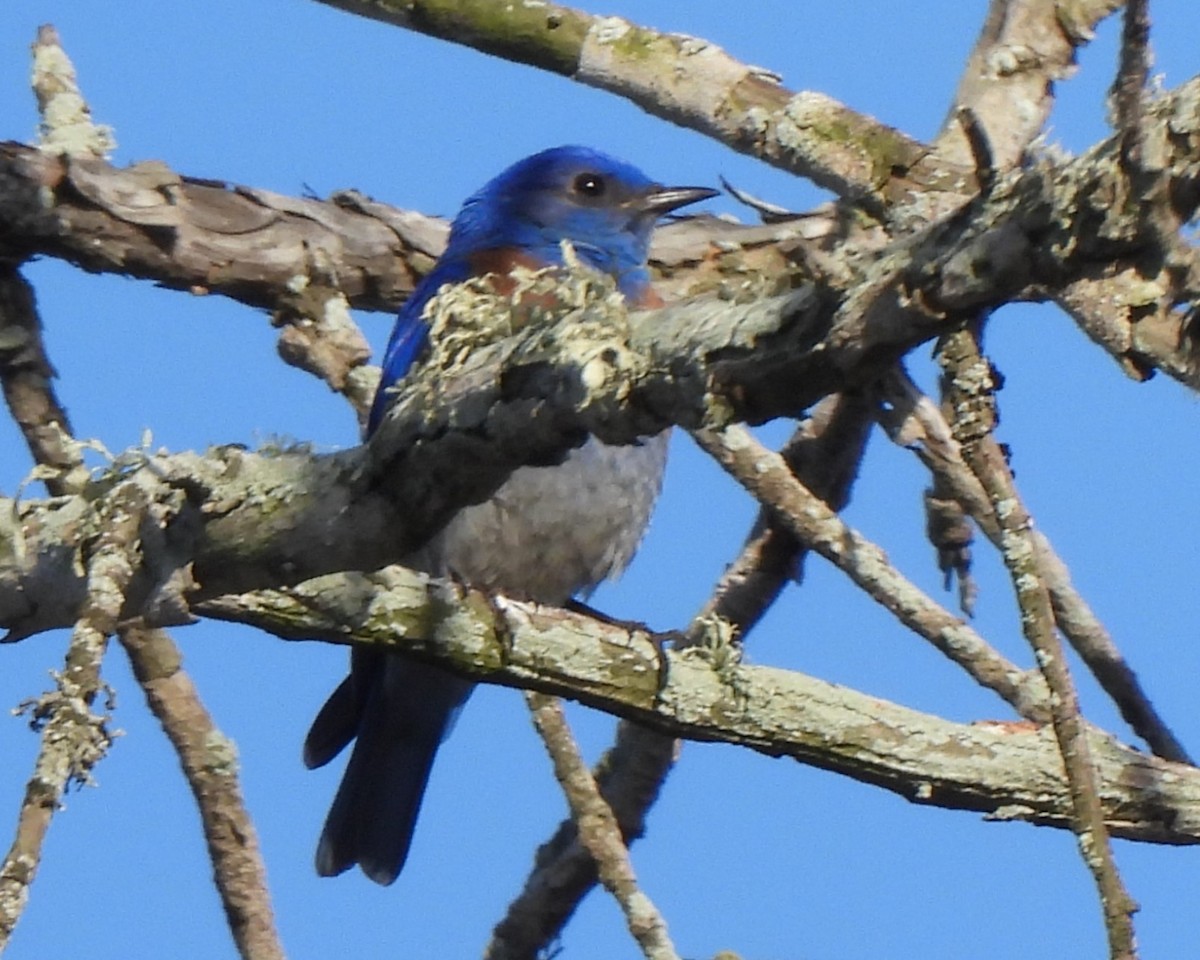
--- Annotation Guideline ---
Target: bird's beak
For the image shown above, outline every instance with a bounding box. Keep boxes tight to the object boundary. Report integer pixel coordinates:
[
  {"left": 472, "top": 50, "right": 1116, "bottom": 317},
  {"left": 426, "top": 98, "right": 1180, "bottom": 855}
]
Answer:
[{"left": 637, "top": 185, "right": 720, "bottom": 216}]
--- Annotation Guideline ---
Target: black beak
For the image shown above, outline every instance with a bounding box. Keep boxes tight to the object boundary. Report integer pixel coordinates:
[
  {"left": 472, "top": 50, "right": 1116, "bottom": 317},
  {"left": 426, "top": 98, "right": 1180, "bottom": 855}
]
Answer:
[{"left": 638, "top": 185, "right": 720, "bottom": 216}]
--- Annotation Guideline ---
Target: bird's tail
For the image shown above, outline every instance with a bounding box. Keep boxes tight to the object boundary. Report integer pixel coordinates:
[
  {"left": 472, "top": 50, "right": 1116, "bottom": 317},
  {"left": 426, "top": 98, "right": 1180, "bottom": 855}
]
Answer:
[{"left": 305, "top": 653, "right": 473, "bottom": 885}]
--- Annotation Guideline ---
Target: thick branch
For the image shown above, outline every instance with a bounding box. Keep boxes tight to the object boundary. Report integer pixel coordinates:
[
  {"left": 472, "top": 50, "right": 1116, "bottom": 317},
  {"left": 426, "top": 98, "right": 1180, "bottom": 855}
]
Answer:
[
  {"left": 199, "top": 566, "right": 1200, "bottom": 844},
  {"left": 2, "top": 79, "right": 1200, "bottom": 636},
  {"left": 309, "top": 0, "right": 971, "bottom": 209},
  {"left": 0, "top": 141, "right": 791, "bottom": 314}
]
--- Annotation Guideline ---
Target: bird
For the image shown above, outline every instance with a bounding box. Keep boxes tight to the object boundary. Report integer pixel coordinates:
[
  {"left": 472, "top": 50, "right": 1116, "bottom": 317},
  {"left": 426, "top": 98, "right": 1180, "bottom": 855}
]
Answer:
[{"left": 303, "top": 145, "right": 718, "bottom": 885}]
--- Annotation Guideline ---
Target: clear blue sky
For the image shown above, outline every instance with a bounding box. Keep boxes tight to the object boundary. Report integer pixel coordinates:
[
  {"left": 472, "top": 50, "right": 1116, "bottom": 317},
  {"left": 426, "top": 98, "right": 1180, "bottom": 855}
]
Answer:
[{"left": 2, "top": 3, "right": 1199, "bottom": 958}]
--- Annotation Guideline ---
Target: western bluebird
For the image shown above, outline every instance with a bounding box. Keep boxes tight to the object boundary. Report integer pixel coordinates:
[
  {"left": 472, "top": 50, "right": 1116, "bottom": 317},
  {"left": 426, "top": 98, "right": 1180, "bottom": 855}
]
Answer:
[{"left": 304, "top": 146, "right": 717, "bottom": 884}]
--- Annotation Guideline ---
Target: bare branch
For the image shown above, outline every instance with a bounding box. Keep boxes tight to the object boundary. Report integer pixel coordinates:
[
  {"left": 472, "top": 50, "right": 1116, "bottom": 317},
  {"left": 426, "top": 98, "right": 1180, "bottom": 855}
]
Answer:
[
  {"left": 199, "top": 566, "right": 1200, "bottom": 844},
  {"left": 1, "top": 69, "right": 1198, "bottom": 398},
  {"left": 0, "top": 481, "right": 143, "bottom": 947},
  {"left": 487, "top": 723, "right": 677, "bottom": 960},
  {"left": 876, "top": 367, "right": 1192, "bottom": 763},
  {"left": 0, "top": 268, "right": 89, "bottom": 495},
  {"left": 937, "top": 328, "right": 1138, "bottom": 959},
  {"left": 487, "top": 393, "right": 873, "bottom": 959},
  {"left": 310, "top": 0, "right": 972, "bottom": 210},
  {"left": 30, "top": 24, "right": 115, "bottom": 159},
  {"left": 119, "top": 625, "right": 285, "bottom": 960},
  {"left": 936, "top": 0, "right": 1124, "bottom": 169},
  {"left": 690, "top": 423, "right": 1047, "bottom": 719},
  {"left": 694, "top": 392, "right": 875, "bottom": 635},
  {"left": 525, "top": 693, "right": 679, "bottom": 960},
  {"left": 1112, "top": 0, "right": 1152, "bottom": 156},
  {"left": 11, "top": 34, "right": 289, "bottom": 942},
  {"left": 0, "top": 141, "right": 792, "bottom": 317}
]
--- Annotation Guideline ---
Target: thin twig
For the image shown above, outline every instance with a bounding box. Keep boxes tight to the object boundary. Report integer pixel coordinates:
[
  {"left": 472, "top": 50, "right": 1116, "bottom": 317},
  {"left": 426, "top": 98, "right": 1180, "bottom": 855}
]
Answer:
[
  {"left": 1112, "top": 0, "right": 1151, "bottom": 160},
  {"left": 525, "top": 693, "right": 680, "bottom": 960},
  {"left": 937, "top": 327, "right": 1138, "bottom": 960},
  {"left": 955, "top": 106, "right": 997, "bottom": 195},
  {"left": 119, "top": 625, "right": 285, "bottom": 960},
  {"left": 0, "top": 482, "right": 143, "bottom": 947},
  {"left": 690, "top": 423, "right": 1047, "bottom": 720},
  {"left": 691, "top": 392, "right": 875, "bottom": 638},
  {"left": 877, "top": 366, "right": 1192, "bottom": 763},
  {"left": 272, "top": 286, "right": 376, "bottom": 428},
  {"left": 0, "top": 268, "right": 89, "bottom": 496},
  {"left": 487, "top": 394, "right": 874, "bottom": 960}
]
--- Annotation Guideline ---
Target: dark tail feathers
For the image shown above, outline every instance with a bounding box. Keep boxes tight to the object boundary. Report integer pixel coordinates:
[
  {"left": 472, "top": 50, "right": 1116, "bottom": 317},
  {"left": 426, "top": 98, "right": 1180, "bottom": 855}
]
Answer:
[{"left": 306, "top": 653, "right": 472, "bottom": 885}]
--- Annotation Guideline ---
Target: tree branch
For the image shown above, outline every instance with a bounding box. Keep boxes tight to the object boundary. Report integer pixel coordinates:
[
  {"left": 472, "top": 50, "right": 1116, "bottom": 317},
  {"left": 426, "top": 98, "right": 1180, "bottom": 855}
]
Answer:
[
  {"left": 0, "top": 141, "right": 790, "bottom": 314},
  {"left": 875, "top": 366, "right": 1192, "bottom": 763},
  {"left": 198, "top": 566, "right": 1200, "bottom": 844},
  {"left": 691, "top": 423, "right": 1047, "bottom": 717},
  {"left": 935, "top": 0, "right": 1123, "bottom": 169},
  {"left": 0, "top": 481, "right": 141, "bottom": 948},
  {"left": 487, "top": 392, "right": 874, "bottom": 959},
  {"left": 5, "top": 87, "right": 1200, "bottom": 635},
  {"left": 119, "top": 625, "right": 285, "bottom": 960},
  {"left": 938, "top": 325, "right": 1138, "bottom": 959},
  {"left": 308, "top": 0, "right": 971, "bottom": 210},
  {"left": 525, "top": 693, "right": 679, "bottom": 960}
]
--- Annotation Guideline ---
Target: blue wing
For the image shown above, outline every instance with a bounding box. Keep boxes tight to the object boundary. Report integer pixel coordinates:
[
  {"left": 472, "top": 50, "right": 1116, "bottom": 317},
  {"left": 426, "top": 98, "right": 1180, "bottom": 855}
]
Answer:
[{"left": 366, "top": 257, "right": 472, "bottom": 435}]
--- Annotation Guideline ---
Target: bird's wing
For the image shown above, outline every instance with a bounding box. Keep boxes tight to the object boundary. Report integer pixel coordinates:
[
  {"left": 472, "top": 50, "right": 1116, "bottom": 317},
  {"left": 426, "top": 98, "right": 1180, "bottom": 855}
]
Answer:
[{"left": 366, "top": 256, "right": 472, "bottom": 435}]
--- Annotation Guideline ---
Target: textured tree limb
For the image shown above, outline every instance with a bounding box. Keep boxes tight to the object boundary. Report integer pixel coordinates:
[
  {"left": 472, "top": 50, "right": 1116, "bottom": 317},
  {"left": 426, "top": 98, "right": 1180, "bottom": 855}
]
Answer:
[
  {"left": 693, "top": 392, "right": 876, "bottom": 635},
  {"left": 198, "top": 566, "right": 1200, "bottom": 844},
  {"left": 0, "top": 268, "right": 89, "bottom": 496},
  {"left": 0, "top": 198, "right": 286, "bottom": 960},
  {"left": 4, "top": 93, "right": 1200, "bottom": 636},
  {"left": 5, "top": 32, "right": 288, "bottom": 957},
  {"left": 308, "top": 0, "right": 971, "bottom": 210},
  {"left": 934, "top": 0, "right": 1123, "bottom": 169},
  {"left": 525, "top": 693, "right": 679, "bottom": 960},
  {"left": 118, "top": 625, "right": 285, "bottom": 960},
  {"left": 7, "top": 114, "right": 1200, "bottom": 636},
  {"left": 486, "top": 393, "right": 874, "bottom": 960},
  {"left": 937, "top": 328, "right": 1138, "bottom": 959},
  {"left": 0, "top": 141, "right": 793, "bottom": 314},
  {"left": 29, "top": 24, "right": 115, "bottom": 161},
  {"left": 876, "top": 366, "right": 1192, "bottom": 764},
  {"left": 1, "top": 70, "right": 1198, "bottom": 389},
  {"left": 0, "top": 61, "right": 126, "bottom": 932},
  {"left": 1112, "top": 0, "right": 1152, "bottom": 164},
  {"left": 690, "top": 423, "right": 1048, "bottom": 719},
  {"left": 487, "top": 723, "right": 678, "bottom": 960},
  {"left": 0, "top": 481, "right": 141, "bottom": 948}
]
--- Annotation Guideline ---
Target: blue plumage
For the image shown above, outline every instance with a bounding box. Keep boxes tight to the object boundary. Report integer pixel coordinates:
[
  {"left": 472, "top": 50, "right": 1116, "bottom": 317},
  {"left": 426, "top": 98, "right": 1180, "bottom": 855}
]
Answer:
[{"left": 307, "top": 146, "right": 716, "bottom": 884}]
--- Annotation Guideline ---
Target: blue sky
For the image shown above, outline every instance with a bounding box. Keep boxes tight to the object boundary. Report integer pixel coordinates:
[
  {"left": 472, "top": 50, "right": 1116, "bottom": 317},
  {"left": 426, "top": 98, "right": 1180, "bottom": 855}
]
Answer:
[{"left": 2, "top": 2, "right": 1198, "bottom": 958}]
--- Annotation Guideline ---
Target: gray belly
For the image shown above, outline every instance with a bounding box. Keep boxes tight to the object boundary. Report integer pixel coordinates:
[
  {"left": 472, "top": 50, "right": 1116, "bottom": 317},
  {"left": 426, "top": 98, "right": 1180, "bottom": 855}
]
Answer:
[{"left": 408, "top": 432, "right": 669, "bottom": 604}]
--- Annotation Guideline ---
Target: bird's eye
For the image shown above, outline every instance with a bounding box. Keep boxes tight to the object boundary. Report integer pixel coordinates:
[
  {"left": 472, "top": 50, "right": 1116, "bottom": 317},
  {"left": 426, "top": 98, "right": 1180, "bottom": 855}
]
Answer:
[{"left": 573, "top": 173, "right": 607, "bottom": 198}]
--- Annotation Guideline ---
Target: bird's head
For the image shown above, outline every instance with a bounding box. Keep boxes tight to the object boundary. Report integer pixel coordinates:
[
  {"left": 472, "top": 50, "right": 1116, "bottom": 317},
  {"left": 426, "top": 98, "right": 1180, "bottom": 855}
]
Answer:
[{"left": 446, "top": 145, "right": 717, "bottom": 296}]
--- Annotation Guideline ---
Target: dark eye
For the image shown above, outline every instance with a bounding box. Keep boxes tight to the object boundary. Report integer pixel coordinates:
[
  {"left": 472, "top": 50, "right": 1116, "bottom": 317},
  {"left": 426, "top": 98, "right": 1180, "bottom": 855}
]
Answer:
[{"left": 573, "top": 173, "right": 607, "bottom": 198}]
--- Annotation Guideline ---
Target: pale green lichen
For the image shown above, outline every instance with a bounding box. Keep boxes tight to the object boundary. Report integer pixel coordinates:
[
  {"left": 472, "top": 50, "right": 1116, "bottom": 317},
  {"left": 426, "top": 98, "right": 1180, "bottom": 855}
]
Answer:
[
  {"left": 422, "top": 241, "right": 637, "bottom": 401},
  {"left": 31, "top": 34, "right": 116, "bottom": 159},
  {"left": 203, "top": 730, "right": 240, "bottom": 776}
]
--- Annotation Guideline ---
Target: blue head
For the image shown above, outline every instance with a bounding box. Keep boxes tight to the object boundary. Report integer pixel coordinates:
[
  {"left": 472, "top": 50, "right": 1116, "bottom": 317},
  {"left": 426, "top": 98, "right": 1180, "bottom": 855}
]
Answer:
[
  {"left": 444, "top": 145, "right": 717, "bottom": 298},
  {"left": 369, "top": 147, "right": 716, "bottom": 433}
]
